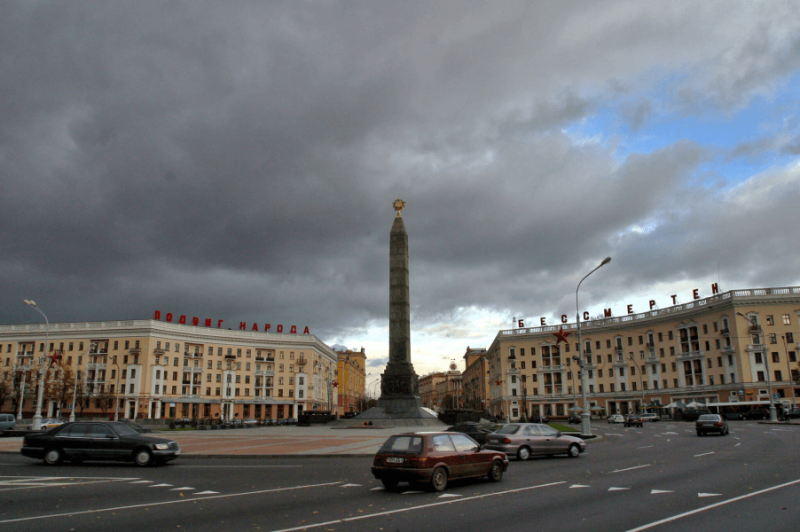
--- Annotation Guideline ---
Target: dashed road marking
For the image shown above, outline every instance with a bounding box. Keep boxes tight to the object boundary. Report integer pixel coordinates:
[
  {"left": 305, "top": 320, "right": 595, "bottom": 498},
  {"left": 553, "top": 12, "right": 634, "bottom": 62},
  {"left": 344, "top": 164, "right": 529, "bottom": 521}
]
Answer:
[
  {"left": 170, "top": 487, "right": 195, "bottom": 491},
  {"left": 698, "top": 493, "right": 721, "bottom": 497},
  {"left": 609, "top": 487, "right": 630, "bottom": 491},
  {"left": 149, "top": 484, "right": 173, "bottom": 488},
  {"left": 613, "top": 464, "right": 652, "bottom": 473},
  {"left": 570, "top": 484, "right": 591, "bottom": 488},
  {"left": 195, "top": 491, "right": 220, "bottom": 495},
  {"left": 637, "top": 446, "right": 653, "bottom": 449},
  {"left": 437, "top": 493, "right": 462, "bottom": 498},
  {"left": 651, "top": 489, "right": 673, "bottom": 494},
  {"left": 694, "top": 452, "right": 715, "bottom": 458},
  {"left": 340, "top": 484, "right": 361, "bottom": 487}
]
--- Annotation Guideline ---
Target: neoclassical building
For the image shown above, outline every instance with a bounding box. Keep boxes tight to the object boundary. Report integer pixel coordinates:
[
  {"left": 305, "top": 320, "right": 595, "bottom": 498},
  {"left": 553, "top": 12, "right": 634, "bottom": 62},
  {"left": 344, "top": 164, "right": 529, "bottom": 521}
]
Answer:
[
  {"left": 0, "top": 318, "right": 339, "bottom": 421},
  {"left": 485, "top": 286, "right": 800, "bottom": 420}
]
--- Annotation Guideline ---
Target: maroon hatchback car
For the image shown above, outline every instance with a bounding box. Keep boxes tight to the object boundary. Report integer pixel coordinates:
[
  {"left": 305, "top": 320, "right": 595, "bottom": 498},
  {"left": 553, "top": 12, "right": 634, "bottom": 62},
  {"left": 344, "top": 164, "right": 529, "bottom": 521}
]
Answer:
[{"left": 371, "top": 431, "right": 509, "bottom": 492}]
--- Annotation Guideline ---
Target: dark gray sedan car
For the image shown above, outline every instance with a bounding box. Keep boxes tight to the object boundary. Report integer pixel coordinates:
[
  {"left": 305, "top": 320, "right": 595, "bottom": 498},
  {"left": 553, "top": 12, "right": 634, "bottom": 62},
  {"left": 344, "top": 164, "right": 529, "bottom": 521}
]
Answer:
[
  {"left": 695, "top": 414, "right": 729, "bottom": 436},
  {"left": 21, "top": 421, "right": 181, "bottom": 466},
  {"left": 483, "top": 423, "right": 586, "bottom": 461}
]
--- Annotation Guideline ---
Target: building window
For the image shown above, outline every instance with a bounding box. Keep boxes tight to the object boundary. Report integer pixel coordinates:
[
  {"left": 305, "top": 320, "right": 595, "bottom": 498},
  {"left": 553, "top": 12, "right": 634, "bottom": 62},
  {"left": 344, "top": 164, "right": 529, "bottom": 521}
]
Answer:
[
  {"left": 787, "top": 332, "right": 795, "bottom": 343},
  {"left": 783, "top": 314, "right": 791, "bottom": 325},
  {"left": 757, "top": 371, "right": 765, "bottom": 381},
  {"left": 766, "top": 315, "right": 774, "bottom": 326}
]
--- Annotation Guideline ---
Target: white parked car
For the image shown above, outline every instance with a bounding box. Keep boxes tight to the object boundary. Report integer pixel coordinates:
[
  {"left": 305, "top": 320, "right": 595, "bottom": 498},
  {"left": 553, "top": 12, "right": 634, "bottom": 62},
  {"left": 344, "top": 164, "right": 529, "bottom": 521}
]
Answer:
[
  {"left": 640, "top": 413, "right": 659, "bottom": 422},
  {"left": 607, "top": 414, "right": 625, "bottom": 424}
]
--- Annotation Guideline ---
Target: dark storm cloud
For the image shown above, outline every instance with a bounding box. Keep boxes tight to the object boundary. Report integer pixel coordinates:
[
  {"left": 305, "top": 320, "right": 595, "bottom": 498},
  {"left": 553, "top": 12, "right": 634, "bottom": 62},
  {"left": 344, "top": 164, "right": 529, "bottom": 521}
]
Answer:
[{"left": 2, "top": 2, "right": 800, "bottom": 348}]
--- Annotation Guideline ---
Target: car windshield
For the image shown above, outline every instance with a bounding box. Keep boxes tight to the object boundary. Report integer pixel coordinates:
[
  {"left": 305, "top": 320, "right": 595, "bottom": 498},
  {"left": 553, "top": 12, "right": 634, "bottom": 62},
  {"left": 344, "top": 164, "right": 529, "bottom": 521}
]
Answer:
[
  {"left": 379, "top": 435, "right": 424, "bottom": 454},
  {"left": 697, "top": 415, "right": 719, "bottom": 421},
  {"left": 108, "top": 422, "right": 140, "bottom": 436},
  {"left": 495, "top": 425, "right": 521, "bottom": 435}
]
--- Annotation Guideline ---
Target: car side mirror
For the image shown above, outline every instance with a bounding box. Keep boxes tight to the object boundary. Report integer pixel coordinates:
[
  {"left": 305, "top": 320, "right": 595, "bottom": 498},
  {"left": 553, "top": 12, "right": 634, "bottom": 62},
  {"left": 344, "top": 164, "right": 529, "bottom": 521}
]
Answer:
[{"left": 556, "top": 431, "right": 562, "bottom": 437}]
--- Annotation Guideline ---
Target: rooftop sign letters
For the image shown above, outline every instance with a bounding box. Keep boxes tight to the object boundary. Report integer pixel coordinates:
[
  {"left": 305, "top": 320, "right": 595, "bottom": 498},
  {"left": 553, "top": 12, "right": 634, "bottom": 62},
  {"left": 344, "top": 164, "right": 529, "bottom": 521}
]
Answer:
[
  {"left": 153, "top": 311, "right": 310, "bottom": 335},
  {"left": 515, "top": 283, "right": 720, "bottom": 328}
]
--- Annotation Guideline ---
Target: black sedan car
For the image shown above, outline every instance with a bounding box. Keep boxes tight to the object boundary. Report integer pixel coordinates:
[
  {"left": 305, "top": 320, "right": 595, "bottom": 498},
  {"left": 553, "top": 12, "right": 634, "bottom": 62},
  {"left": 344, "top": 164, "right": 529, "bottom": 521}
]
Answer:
[
  {"left": 118, "top": 419, "right": 154, "bottom": 433},
  {"left": 21, "top": 421, "right": 181, "bottom": 466},
  {"left": 445, "top": 422, "right": 503, "bottom": 444}
]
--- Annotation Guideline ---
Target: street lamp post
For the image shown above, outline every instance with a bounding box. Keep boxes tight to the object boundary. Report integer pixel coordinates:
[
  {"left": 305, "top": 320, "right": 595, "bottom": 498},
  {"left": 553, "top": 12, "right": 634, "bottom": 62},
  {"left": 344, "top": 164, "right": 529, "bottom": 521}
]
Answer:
[
  {"left": 573, "top": 257, "right": 611, "bottom": 437},
  {"left": 16, "top": 364, "right": 28, "bottom": 421},
  {"left": 70, "top": 342, "right": 96, "bottom": 422},
  {"left": 112, "top": 355, "right": 121, "bottom": 421},
  {"left": 781, "top": 335, "right": 796, "bottom": 410},
  {"left": 520, "top": 375, "right": 528, "bottom": 422},
  {"left": 737, "top": 312, "right": 778, "bottom": 421},
  {"left": 23, "top": 300, "right": 49, "bottom": 431},
  {"left": 629, "top": 354, "right": 645, "bottom": 413}
]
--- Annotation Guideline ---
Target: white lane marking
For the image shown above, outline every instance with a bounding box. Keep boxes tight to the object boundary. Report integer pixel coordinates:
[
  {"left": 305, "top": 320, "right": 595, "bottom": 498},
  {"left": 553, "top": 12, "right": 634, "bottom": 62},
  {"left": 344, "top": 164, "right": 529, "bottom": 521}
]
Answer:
[
  {"left": 694, "top": 452, "right": 715, "bottom": 458},
  {"left": 637, "top": 446, "right": 653, "bottom": 449},
  {"left": 130, "top": 480, "right": 153, "bottom": 484},
  {"left": 613, "top": 464, "right": 652, "bottom": 473},
  {"left": 609, "top": 487, "right": 630, "bottom": 491},
  {"left": 402, "top": 490, "right": 424, "bottom": 495},
  {"left": 149, "top": 484, "right": 173, "bottom": 488},
  {"left": 170, "top": 487, "right": 195, "bottom": 491},
  {"left": 0, "top": 481, "right": 342, "bottom": 525},
  {"left": 369, "top": 487, "right": 384, "bottom": 491},
  {"left": 733, "top": 437, "right": 740, "bottom": 440},
  {"left": 195, "top": 491, "right": 220, "bottom": 495},
  {"left": 735, "top": 443, "right": 741, "bottom": 447},
  {"left": 625, "top": 478, "right": 800, "bottom": 532},
  {"left": 268, "top": 481, "right": 567, "bottom": 532},
  {"left": 605, "top": 433, "right": 624, "bottom": 437},
  {"left": 437, "top": 493, "right": 462, "bottom": 498},
  {"left": 340, "top": 484, "right": 361, "bottom": 488},
  {"left": 664, "top": 432, "right": 678, "bottom": 435},
  {"left": 569, "top": 484, "right": 590, "bottom": 488},
  {"left": 698, "top": 493, "right": 721, "bottom": 497},
  {"left": 651, "top": 489, "right": 673, "bottom": 494},
  {"left": 0, "top": 476, "right": 138, "bottom": 492},
  {"left": 175, "top": 465, "right": 303, "bottom": 468}
]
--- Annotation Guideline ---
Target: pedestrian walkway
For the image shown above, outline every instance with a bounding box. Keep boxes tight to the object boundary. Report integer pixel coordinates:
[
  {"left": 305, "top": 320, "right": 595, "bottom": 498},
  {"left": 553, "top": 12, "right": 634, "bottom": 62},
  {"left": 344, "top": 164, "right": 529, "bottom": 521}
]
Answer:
[{"left": 0, "top": 424, "right": 433, "bottom": 457}]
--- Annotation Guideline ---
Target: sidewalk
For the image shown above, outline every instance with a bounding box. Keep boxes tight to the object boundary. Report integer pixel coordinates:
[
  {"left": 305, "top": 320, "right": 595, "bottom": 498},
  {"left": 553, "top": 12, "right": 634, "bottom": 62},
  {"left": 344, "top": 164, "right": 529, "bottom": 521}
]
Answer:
[{"left": 0, "top": 424, "right": 427, "bottom": 458}]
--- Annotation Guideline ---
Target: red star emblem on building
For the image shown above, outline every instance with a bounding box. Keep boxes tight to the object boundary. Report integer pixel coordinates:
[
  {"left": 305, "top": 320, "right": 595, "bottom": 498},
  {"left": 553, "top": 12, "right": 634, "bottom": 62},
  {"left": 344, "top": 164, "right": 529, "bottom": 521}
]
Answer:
[{"left": 552, "top": 327, "right": 571, "bottom": 345}]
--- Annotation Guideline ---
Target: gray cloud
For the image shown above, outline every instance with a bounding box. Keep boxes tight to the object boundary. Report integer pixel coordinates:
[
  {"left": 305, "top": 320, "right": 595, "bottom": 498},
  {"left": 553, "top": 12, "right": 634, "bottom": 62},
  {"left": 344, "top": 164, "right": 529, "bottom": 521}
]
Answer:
[{"left": 2, "top": 2, "right": 800, "bottom": 354}]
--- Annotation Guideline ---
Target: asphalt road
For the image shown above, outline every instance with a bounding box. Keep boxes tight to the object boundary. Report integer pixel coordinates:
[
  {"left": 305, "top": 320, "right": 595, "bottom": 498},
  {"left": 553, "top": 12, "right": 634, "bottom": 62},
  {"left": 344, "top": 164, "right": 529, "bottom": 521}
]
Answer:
[{"left": 1, "top": 421, "right": 798, "bottom": 532}]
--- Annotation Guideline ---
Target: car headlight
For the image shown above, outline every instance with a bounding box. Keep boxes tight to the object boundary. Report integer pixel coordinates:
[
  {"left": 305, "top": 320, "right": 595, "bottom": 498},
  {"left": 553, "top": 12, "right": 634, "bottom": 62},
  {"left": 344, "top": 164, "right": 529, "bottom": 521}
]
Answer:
[{"left": 154, "top": 443, "right": 170, "bottom": 450}]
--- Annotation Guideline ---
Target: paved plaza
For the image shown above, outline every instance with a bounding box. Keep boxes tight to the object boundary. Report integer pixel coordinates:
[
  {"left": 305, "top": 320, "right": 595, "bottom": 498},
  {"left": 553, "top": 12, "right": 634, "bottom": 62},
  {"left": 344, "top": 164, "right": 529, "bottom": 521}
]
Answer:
[{"left": 0, "top": 423, "right": 436, "bottom": 457}]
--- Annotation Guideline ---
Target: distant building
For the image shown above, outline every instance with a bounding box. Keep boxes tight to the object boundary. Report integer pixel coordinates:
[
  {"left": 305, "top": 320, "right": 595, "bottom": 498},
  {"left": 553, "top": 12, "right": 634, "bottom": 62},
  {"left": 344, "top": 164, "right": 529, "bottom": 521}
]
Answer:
[
  {"left": 435, "top": 361, "right": 463, "bottom": 409},
  {"left": 419, "top": 372, "right": 446, "bottom": 409},
  {"left": 462, "top": 346, "right": 489, "bottom": 411},
  {"left": 486, "top": 286, "right": 800, "bottom": 420},
  {"left": 336, "top": 348, "right": 367, "bottom": 414}
]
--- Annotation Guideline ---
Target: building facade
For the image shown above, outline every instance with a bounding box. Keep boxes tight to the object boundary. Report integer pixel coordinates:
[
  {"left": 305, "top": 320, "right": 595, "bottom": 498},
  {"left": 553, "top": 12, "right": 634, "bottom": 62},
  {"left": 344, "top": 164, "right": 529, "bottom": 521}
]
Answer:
[
  {"left": 0, "top": 319, "right": 339, "bottom": 421},
  {"left": 419, "top": 372, "right": 446, "bottom": 409},
  {"left": 435, "top": 363, "right": 463, "bottom": 410},
  {"left": 462, "top": 347, "right": 489, "bottom": 411},
  {"left": 486, "top": 286, "right": 800, "bottom": 420},
  {"left": 336, "top": 348, "right": 367, "bottom": 414}
]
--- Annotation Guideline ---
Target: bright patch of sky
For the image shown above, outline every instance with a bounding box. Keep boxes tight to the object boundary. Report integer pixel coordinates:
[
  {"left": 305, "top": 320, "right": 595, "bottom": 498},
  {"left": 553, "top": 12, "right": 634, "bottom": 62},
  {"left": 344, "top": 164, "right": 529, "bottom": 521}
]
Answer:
[{"left": 564, "top": 71, "right": 800, "bottom": 186}]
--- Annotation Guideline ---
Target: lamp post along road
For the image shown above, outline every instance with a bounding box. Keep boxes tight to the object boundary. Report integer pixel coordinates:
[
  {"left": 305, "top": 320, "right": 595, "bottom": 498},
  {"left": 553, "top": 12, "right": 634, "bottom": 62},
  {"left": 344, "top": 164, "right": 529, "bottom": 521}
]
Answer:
[
  {"left": 23, "top": 300, "right": 49, "bottom": 431},
  {"left": 737, "top": 312, "right": 778, "bottom": 421},
  {"left": 573, "top": 257, "right": 611, "bottom": 437},
  {"left": 70, "top": 342, "right": 96, "bottom": 422},
  {"left": 630, "top": 354, "right": 645, "bottom": 412},
  {"left": 781, "top": 335, "right": 796, "bottom": 409},
  {"left": 112, "top": 355, "right": 122, "bottom": 421}
]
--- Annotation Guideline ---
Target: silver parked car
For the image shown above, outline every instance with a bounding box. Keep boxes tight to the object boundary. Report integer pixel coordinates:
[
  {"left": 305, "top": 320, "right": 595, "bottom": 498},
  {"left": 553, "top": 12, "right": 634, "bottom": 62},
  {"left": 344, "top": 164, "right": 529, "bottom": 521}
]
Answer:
[{"left": 483, "top": 423, "right": 586, "bottom": 461}]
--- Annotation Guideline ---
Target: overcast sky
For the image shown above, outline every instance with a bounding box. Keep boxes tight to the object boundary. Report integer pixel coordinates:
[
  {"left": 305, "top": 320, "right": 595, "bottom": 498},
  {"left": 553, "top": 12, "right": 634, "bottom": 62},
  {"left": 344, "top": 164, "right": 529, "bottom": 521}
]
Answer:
[{"left": 3, "top": 2, "right": 800, "bottom": 387}]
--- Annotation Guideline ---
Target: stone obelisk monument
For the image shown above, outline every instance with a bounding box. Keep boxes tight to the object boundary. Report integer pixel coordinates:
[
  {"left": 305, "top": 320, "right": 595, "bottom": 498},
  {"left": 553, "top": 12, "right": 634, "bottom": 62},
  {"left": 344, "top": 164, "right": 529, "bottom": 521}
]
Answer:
[{"left": 355, "top": 199, "right": 438, "bottom": 424}]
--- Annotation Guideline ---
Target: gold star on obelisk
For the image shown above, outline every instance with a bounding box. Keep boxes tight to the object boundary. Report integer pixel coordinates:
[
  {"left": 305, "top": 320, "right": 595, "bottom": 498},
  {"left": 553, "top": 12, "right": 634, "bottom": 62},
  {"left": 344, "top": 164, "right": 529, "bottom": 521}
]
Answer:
[{"left": 393, "top": 198, "right": 406, "bottom": 217}]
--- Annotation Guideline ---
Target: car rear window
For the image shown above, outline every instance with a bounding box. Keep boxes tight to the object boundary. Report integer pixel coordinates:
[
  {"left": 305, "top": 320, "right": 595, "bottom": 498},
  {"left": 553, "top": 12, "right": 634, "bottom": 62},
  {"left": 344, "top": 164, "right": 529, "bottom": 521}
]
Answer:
[
  {"left": 379, "top": 436, "right": 424, "bottom": 454},
  {"left": 495, "top": 425, "right": 521, "bottom": 435},
  {"left": 697, "top": 415, "right": 720, "bottom": 421}
]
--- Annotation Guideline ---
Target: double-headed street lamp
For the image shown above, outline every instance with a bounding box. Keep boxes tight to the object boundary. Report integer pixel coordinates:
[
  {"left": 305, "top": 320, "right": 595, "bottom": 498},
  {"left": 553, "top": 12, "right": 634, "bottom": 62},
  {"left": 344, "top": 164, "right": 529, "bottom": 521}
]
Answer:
[
  {"left": 572, "top": 257, "right": 611, "bottom": 437},
  {"left": 23, "top": 300, "right": 49, "bottom": 431},
  {"left": 737, "top": 312, "right": 778, "bottom": 421},
  {"left": 781, "top": 335, "right": 797, "bottom": 410}
]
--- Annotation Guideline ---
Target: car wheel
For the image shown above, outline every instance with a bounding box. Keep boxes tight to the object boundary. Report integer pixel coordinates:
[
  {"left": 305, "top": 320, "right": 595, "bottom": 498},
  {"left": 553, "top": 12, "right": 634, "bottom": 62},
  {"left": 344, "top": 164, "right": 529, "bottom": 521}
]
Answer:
[
  {"left": 134, "top": 448, "right": 153, "bottom": 467},
  {"left": 517, "top": 446, "right": 531, "bottom": 461},
  {"left": 431, "top": 467, "right": 448, "bottom": 492},
  {"left": 381, "top": 477, "right": 399, "bottom": 490},
  {"left": 488, "top": 460, "right": 504, "bottom": 482},
  {"left": 696, "top": 430, "right": 703, "bottom": 437},
  {"left": 44, "top": 448, "right": 63, "bottom": 465},
  {"left": 567, "top": 444, "right": 581, "bottom": 458}
]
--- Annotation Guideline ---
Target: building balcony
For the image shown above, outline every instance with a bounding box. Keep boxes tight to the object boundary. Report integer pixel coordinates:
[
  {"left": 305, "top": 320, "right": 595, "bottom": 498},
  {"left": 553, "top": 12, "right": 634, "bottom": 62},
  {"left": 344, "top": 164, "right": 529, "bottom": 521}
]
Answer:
[
  {"left": 539, "top": 364, "right": 565, "bottom": 372},
  {"left": 720, "top": 328, "right": 730, "bottom": 336},
  {"left": 87, "top": 362, "right": 107, "bottom": 370},
  {"left": 747, "top": 344, "right": 767, "bottom": 352},
  {"left": 256, "top": 370, "right": 275, "bottom": 377},
  {"left": 677, "top": 350, "right": 704, "bottom": 361},
  {"left": 614, "top": 346, "right": 624, "bottom": 353},
  {"left": 129, "top": 348, "right": 141, "bottom": 355},
  {"left": 153, "top": 348, "right": 166, "bottom": 355},
  {"left": 181, "top": 394, "right": 201, "bottom": 399},
  {"left": 297, "top": 358, "right": 307, "bottom": 365}
]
